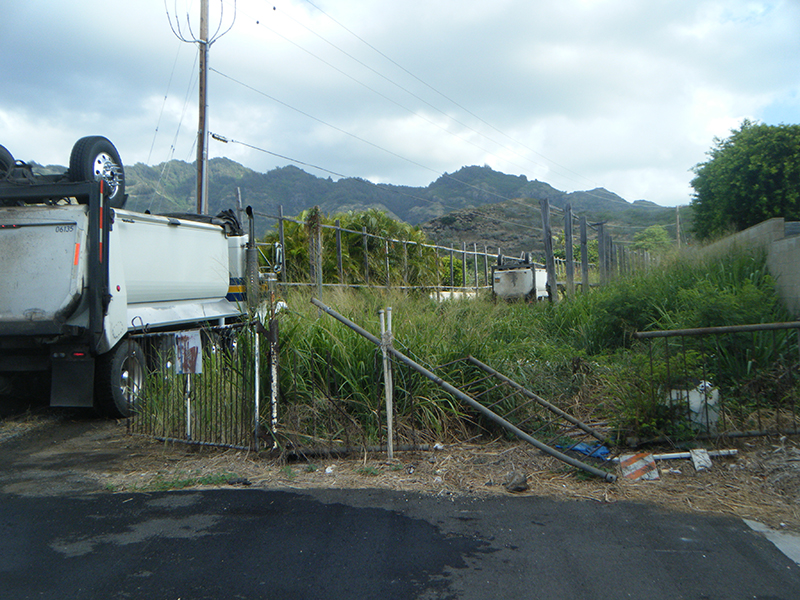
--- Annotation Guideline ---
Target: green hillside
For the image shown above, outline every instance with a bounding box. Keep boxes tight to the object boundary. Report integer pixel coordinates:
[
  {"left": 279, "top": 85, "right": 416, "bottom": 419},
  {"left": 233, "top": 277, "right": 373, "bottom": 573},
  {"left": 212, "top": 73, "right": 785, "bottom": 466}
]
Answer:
[{"left": 121, "top": 159, "right": 688, "bottom": 247}]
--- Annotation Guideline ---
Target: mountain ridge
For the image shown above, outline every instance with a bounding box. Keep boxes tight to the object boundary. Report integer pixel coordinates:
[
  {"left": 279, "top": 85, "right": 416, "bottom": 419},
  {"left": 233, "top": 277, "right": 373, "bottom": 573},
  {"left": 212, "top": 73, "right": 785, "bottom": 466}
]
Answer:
[
  {"left": 33, "top": 156, "right": 688, "bottom": 253},
  {"left": 121, "top": 158, "right": 686, "bottom": 251}
]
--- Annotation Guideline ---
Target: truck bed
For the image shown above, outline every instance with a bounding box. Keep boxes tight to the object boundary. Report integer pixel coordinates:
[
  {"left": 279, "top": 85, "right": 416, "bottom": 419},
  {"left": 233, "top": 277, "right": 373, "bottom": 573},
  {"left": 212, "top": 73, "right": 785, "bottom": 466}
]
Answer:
[{"left": 0, "top": 205, "right": 89, "bottom": 335}]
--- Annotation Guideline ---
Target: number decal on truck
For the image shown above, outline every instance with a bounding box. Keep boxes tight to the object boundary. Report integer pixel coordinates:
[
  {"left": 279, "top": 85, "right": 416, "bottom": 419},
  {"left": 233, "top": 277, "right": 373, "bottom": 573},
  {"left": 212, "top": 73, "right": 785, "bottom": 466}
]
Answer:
[{"left": 55, "top": 225, "right": 75, "bottom": 233}]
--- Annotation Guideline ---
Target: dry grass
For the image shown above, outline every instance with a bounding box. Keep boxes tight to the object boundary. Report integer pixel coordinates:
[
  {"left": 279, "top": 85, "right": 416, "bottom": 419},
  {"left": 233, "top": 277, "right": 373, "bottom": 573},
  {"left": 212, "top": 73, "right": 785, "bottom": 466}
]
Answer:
[
  {"left": 4, "top": 413, "right": 796, "bottom": 531},
  {"left": 104, "top": 430, "right": 800, "bottom": 532}
]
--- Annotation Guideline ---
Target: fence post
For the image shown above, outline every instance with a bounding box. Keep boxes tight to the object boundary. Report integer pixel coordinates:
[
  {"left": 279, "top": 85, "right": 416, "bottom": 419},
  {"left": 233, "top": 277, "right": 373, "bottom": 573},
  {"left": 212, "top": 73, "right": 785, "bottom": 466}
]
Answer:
[
  {"left": 580, "top": 216, "right": 589, "bottom": 294},
  {"left": 379, "top": 308, "right": 394, "bottom": 460},
  {"left": 435, "top": 245, "right": 441, "bottom": 301},
  {"left": 483, "top": 244, "right": 489, "bottom": 286},
  {"left": 597, "top": 222, "right": 606, "bottom": 286},
  {"left": 607, "top": 234, "right": 614, "bottom": 279},
  {"left": 362, "top": 226, "right": 369, "bottom": 286},
  {"left": 306, "top": 208, "right": 322, "bottom": 298},
  {"left": 461, "top": 242, "right": 467, "bottom": 291},
  {"left": 335, "top": 219, "right": 343, "bottom": 285},
  {"left": 540, "top": 198, "right": 558, "bottom": 303},
  {"left": 267, "top": 278, "right": 279, "bottom": 441},
  {"left": 449, "top": 246, "right": 455, "bottom": 289},
  {"left": 565, "top": 204, "right": 574, "bottom": 297},
  {"left": 278, "top": 205, "right": 286, "bottom": 283},
  {"left": 473, "top": 243, "right": 479, "bottom": 293},
  {"left": 253, "top": 323, "right": 261, "bottom": 450},
  {"left": 621, "top": 245, "right": 628, "bottom": 276},
  {"left": 317, "top": 225, "right": 323, "bottom": 299},
  {"left": 385, "top": 239, "right": 390, "bottom": 289},
  {"left": 403, "top": 242, "right": 408, "bottom": 290},
  {"left": 185, "top": 373, "right": 193, "bottom": 441}
]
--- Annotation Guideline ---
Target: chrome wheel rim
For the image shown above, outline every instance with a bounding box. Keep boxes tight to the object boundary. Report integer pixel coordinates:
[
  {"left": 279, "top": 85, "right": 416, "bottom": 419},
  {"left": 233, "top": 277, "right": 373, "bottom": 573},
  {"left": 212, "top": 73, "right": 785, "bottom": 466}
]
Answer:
[{"left": 93, "top": 152, "right": 124, "bottom": 197}]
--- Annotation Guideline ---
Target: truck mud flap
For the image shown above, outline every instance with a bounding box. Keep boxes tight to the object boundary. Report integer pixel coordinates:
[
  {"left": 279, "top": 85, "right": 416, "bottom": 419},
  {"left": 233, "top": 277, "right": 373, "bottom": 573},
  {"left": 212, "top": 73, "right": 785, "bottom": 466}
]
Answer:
[{"left": 50, "top": 351, "right": 95, "bottom": 408}]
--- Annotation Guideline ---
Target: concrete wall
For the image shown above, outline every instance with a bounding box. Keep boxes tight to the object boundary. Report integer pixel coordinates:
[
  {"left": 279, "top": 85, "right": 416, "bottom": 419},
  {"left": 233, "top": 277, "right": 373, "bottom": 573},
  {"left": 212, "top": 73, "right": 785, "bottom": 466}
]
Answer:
[
  {"left": 704, "top": 218, "right": 786, "bottom": 257},
  {"left": 704, "top": 218, "right": 800, "bottom": 317},
  {"left": 767, "top": 234, "right": 800, "bottom": 316}
]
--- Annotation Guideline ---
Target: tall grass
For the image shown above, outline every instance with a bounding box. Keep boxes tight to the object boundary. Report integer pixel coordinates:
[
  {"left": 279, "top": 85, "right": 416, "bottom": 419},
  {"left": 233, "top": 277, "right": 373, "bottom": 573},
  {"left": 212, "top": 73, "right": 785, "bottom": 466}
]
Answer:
[{"left": 272, "top": 248, "right": 795, "bottom": 445}]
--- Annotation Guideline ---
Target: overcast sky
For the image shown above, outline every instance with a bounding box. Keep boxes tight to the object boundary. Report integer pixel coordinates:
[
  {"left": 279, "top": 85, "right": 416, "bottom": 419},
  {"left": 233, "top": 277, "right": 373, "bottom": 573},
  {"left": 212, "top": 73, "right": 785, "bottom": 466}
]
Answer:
[{"left": 2, "top": 0, "right": 799, "bottom": 207}]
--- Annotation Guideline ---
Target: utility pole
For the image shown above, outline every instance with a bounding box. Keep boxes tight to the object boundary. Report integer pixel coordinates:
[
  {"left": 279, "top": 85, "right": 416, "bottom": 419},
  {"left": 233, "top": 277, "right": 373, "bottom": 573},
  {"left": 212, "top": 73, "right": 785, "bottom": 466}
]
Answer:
[
  {"left": 196, "top": 0, "right": 209, "bottom": 215},
  {"left": 167, "top": 1, "right": 235, "bottom": 216},
  {"left": 676, "top": 206, "right": 681, "bottom": 248}
]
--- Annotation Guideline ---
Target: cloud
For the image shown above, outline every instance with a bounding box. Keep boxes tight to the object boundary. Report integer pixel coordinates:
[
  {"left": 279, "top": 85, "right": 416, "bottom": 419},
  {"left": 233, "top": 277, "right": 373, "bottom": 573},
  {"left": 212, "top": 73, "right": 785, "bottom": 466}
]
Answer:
[{"left": 2, "top": 0, "right": 800, "bottom": 208}]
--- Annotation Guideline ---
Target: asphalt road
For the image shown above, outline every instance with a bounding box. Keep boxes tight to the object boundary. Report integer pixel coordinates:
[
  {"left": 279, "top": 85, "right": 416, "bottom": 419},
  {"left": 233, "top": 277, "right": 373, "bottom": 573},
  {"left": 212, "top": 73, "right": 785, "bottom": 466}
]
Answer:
[{"left": 2, "top": 486, "right": 800, "bottom": 600}]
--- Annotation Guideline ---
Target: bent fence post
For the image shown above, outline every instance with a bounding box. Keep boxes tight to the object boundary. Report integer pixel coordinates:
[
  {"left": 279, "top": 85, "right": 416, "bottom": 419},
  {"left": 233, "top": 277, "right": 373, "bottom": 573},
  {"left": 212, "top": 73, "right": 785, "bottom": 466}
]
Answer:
[{"left": 311, "top": 297, "right": 616, "bottom": 482}]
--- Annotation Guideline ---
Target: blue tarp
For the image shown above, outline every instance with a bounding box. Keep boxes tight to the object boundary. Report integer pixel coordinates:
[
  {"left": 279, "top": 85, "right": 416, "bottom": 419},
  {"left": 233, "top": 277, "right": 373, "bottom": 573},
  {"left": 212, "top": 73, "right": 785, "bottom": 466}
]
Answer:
[{"left": 562, "top": 442, "right": 610, "bottom": 460}]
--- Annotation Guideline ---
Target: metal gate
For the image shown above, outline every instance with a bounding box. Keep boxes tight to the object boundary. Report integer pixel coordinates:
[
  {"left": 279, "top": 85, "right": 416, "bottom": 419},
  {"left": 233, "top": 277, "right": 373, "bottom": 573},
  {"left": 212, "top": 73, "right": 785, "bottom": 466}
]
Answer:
[{"left": 126, "top": 322, "right": 268, "bottom": 449}]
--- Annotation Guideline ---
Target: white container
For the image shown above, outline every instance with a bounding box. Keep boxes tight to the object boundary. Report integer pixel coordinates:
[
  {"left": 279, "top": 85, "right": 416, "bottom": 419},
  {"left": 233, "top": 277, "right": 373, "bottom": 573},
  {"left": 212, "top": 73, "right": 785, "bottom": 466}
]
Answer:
[
  {"left": 493, "top": 267, "right": 548, "bottom": 300},
  {"left": 668, "top": 380, "right": 720, "bottom": 433}
]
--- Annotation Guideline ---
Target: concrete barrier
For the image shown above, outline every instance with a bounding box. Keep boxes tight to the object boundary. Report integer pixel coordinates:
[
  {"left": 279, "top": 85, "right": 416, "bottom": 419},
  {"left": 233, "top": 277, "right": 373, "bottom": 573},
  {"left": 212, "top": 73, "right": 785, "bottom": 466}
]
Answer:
[{"left": 704, "top": 218, "right": 800, "bottom": 316}]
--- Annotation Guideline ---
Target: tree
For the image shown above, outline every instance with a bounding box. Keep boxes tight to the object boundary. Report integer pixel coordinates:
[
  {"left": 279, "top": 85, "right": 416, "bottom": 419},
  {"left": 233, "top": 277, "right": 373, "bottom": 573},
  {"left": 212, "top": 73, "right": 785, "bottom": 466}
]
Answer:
[
  {"left": 632, "top": 225, "right": 671, "bottom": 253},
  {"left": 261, "top": 208, "right": 441, "bottom": 286},
  {"left": 690, "top": 120, "right": 800, "bottom": 240}
]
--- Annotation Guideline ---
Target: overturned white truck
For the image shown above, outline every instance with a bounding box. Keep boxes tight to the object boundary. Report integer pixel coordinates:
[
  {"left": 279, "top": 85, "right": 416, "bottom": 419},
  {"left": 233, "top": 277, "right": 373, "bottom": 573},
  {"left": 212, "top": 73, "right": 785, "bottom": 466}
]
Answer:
[{"left": 0, "top": 137, "right": 252, "bottom": 416}]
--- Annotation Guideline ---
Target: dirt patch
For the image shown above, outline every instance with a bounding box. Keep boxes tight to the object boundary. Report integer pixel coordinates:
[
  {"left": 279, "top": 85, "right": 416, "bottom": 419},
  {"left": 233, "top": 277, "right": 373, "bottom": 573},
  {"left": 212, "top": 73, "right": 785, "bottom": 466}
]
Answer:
[{"left": 2, "top": 412, "right": 799, "bottom": 532}]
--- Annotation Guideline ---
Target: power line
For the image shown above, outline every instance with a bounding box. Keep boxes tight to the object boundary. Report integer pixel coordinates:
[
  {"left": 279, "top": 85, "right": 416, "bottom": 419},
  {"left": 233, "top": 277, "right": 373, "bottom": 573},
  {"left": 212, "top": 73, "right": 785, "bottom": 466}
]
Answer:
[
  {"left": 211, "top": 131, "right": 544, "bottom": 234},
  {"left": 270, "top": 3, "right": 556, "bottom": 180},
  {"left": 229, "top": 1, "right": 622, "bottom": 209},
  {"left": 301, "top": 0, "right": 605, "bottom": 191},
  {"left": 210, "top": 67, "right": 540, "bottom": 210}
]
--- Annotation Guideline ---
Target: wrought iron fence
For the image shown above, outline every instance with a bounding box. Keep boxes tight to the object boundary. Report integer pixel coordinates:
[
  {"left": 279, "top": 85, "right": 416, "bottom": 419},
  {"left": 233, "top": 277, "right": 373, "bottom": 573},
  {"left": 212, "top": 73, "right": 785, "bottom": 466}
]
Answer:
[
  {"left": 634, "top": 321, "right": 800, "bottom": 440},
  {"left": 126, "top": 323, "right": 262, "bottom": 449}
]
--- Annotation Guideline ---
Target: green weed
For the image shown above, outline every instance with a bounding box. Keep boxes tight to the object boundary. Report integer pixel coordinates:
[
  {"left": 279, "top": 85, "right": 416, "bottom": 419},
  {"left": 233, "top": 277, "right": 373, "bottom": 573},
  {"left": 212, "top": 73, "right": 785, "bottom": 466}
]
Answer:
[{"left": 356, "top": 466, "right": 381, "bottom": 476}]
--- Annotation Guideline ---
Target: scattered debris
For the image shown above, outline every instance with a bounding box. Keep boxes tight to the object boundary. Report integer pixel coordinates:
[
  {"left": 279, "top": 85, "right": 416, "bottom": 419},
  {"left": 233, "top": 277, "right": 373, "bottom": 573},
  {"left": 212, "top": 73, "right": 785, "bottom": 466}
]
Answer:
[
  {"left": 226, "top": 477, "right": 252, "bottom": 486},
  {"left": 690, "top": 449, "right": 713, "bottom": 472},
  {"left": 565, "top": 442, "right": 610, "bottom": 460},
  {"left": 619, "top": 453, "right": 660, "bottom": 481},
  {"left": 504, "top": 471, "right": 529, "bottom": 493},
  {"left": 667, "top": 380, "right": 720, "bottom": 433},
  {"left": 649, "top": 449, "right": 738, "bottom": 461}
]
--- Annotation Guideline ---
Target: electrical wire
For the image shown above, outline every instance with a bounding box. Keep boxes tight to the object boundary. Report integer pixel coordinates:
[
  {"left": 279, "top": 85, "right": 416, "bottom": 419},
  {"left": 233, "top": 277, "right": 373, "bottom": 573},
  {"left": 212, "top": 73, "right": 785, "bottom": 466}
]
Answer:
[
  {"left": 148, "top": 47, "right": 201, "bottom": 212},
  {"left": 300, "top": 0, "right": 603, "bottom": 192},
  {"left": 211, "top": 132, "right": 545, "bottom": 234},
  {"left": 155, "top": 3, "right": 673, "bottom": 242},
  {"left": 210, "top": 67, "right": 536, "bottom": 209},
  {"left": 226, "top": 1, "right": 628, "bottom": 209}
]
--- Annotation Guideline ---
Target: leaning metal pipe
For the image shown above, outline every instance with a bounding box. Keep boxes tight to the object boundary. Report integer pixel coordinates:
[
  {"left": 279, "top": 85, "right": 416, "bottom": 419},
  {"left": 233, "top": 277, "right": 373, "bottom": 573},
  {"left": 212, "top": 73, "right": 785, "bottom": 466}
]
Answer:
[
  {"left": 466, "top": 355, "right": 610, "bottom": 444},
  {"left": 311, "top": 297, "right": 617, "bottom": 483},
  {"left": 634, "top": 321, "right": 800, "bottom": 339}
]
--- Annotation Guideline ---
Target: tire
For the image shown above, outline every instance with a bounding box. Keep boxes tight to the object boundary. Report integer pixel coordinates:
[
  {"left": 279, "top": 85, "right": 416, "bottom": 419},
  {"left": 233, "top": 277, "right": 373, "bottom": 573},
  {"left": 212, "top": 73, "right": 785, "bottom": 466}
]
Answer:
[
  {"left": 0, "top": 145, "right": 14, "bottom": 179},
  {"left": 97, "top": 339, "right": 145, "bottom": 418},
  {"left": 69, "top": 136, "right": 126, "bottom": 208}
]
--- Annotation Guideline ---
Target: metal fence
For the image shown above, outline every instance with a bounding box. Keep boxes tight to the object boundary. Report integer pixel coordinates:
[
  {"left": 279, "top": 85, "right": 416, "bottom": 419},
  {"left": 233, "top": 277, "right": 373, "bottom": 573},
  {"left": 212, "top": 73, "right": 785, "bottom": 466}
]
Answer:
[
  {"left": 253, "top": 202, "right": 651, "bottom": 301},
  {"left": 126, "top": 323, "right": 267, "bottom": 449},
  {"left": 634, "top": 321, "right": 800, "bottom": 440}
]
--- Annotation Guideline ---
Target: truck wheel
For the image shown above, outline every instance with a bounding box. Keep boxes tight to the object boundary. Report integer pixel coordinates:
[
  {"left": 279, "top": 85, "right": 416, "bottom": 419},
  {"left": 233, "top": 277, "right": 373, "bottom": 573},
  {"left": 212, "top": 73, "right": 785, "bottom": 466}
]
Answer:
[
  {"left": 0, "top": 145, "right": 14, "bottom": 179},
  {"left": 97, "top": 339, "right": 145, "bottom": 418},
  {"left": 69, "top": 136, "right": 126, "bottom": 208}
]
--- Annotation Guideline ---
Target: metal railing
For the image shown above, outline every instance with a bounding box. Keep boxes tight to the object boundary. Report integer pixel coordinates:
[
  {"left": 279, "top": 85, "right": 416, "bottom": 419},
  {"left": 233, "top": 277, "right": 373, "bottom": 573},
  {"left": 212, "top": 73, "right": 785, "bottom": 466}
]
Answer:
[
  {"left": 634, "top": 321, "right": 800, "bottom": 440},
  {"left": 126, "top": 323, "right": 262, "bottom": 449}
]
